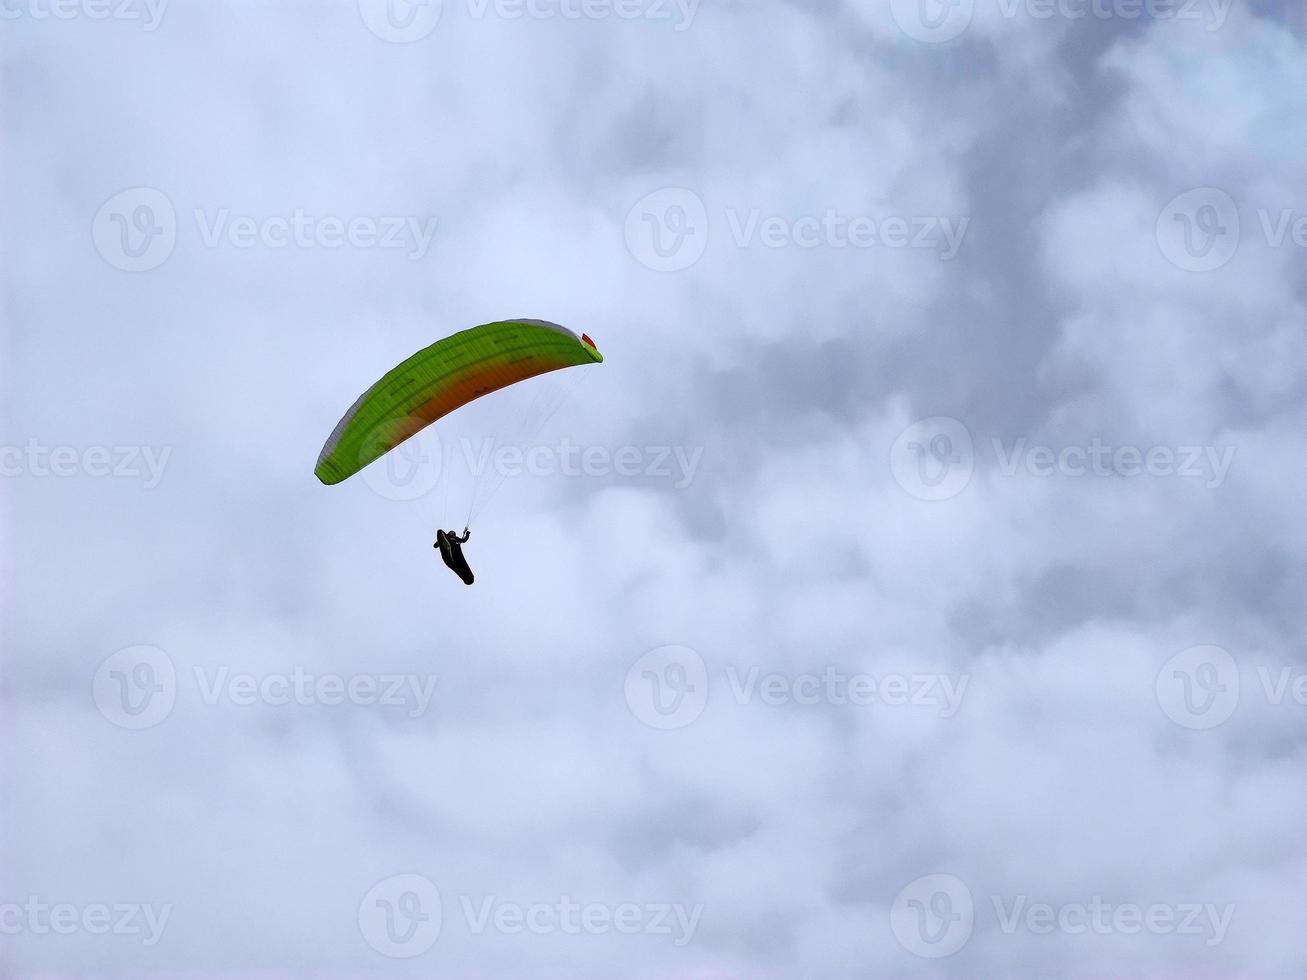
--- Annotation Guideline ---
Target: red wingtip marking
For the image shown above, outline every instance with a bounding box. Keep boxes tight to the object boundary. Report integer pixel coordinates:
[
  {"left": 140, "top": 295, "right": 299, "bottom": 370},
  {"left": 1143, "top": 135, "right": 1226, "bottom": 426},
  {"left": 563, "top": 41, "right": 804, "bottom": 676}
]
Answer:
[{"left": 582, "top": 333, "right": 596, "bottom": 348}]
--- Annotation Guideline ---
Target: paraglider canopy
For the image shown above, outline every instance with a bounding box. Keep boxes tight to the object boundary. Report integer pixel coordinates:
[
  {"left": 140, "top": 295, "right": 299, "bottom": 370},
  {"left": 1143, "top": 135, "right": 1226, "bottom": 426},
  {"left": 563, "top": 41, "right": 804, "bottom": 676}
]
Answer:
[{"left": 315, "top": 318, "right": 602, "bottom": 486}]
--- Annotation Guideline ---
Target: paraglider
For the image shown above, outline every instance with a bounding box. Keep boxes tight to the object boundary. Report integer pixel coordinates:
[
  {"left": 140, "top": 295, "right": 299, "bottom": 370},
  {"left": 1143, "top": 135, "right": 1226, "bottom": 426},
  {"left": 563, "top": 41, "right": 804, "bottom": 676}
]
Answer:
[
  {"left": 315, "top": 318, "right": 603, "bottom": 582},
  {"left": 315, "top": 318, "right": 602, "bottom": 486}
]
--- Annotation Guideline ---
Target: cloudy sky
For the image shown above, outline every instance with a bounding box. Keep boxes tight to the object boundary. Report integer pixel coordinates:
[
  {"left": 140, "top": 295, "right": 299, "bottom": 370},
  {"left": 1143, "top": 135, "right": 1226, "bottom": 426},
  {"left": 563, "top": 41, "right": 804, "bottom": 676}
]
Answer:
[{"left": 4, "top": 0, "right": 1307, "bottom": 976}]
